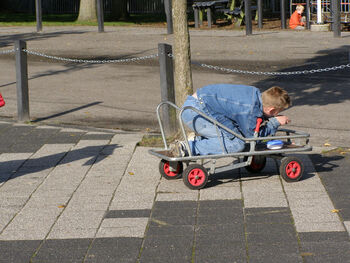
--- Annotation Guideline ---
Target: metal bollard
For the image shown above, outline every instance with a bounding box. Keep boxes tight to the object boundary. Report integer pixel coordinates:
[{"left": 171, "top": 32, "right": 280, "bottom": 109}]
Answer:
[
  {"left": 245, "top": 0, "right": 253, "bottom": 35},
  {"left": 96, "top": 0, "right": 104, "bottom": 33},
  {"left": 158, "top": 43, "right": 176, "bottom": 134},
  {"left": 35, "top": 0, "right": 42, "bottom": 32},
  {"left": 280, "top": 0, "right": 286, "bottom": 29},
  {"left": 164, "top": 0, "right": 173, "bottom": 34},
  {"left": 15, "top": 40, "right": 30, "bottom": 122}
]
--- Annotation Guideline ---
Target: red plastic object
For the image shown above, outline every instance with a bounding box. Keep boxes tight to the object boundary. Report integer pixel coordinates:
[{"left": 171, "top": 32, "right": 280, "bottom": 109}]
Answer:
[
  {"left": 254, "top": 118, "right": 263, "bottom": 132},
  {"left": 163, "top": 161, "right": 181, "bottom": 177},
  {"left": 285, "top": 161, "right": 301, "bottom": 179},
  {"left": 0, "top": 93, "right": 5, "bottom": 107},
  {"left": 188, "top": 168, "right": 206, "bottom": 186}
]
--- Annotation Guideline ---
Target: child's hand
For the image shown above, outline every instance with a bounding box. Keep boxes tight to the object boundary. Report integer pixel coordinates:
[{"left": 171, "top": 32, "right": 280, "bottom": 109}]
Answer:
[{"left": 275, "top": 115, "right": 290, "bottom": 125}]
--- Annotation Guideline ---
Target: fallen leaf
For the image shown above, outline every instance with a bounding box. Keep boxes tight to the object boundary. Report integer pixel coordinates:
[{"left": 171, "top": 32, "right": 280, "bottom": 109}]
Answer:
[
  {"left": 340, "top": 152, "right": 347, "bottom": 155},
  {"left": 128, "top": 172, "right": 134, "bottom": 175},
  {"left": 301, "top": 252, "right": 314, "bottom": 257},
  {"left": 324, "top": 142, "right": 331, "bottom": 146},
  {"left": 331, "top": 209, "right": 340, "bottom": 213},
  {"left": 58, "top": 205, "right": 66, "bottom": 208}
]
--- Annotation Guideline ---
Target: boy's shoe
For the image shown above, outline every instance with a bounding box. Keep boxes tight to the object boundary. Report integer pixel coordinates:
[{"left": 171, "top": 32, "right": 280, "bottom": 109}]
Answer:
[{"left": 170, "top": 140, "right": 188, "bottom": 157}]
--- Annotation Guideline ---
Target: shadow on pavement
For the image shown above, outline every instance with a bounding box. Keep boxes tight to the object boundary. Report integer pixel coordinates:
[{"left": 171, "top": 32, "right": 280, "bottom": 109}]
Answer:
[
  {"left": 253, "top": 45, "right": 350, "bottom": 106},
  {"left": 0, "top": 144, "right": 120, "bottom": 183},
  {"left": 0, "top": 31, "right": 87, "bottom": 48},
  {"left": 31, "top": 101, "right": 102, "bottom": 123}
]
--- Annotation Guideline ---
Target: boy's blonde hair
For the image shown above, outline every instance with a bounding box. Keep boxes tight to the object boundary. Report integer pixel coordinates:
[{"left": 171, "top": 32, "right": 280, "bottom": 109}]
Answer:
[
  {"left": 296, "top": 4, "right": 304, "bottom": 11},
  {"left": 262, "top": 86, "right": 291, "bottom": 110}
]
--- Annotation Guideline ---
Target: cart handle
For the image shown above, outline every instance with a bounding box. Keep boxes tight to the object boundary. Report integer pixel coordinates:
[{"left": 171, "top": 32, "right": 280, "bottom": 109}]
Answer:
[{"left": 254, "top": 118, "right": 263, "bottom": 133}]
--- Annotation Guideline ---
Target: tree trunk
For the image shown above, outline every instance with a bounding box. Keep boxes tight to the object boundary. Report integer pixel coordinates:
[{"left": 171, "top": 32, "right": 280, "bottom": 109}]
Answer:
[
  {"left": 172, "top": 0, "right": 193, "bottom": 107},
  {"left": 77, "top": 0, "right": 97, "bottom": 22},
  {"left": 111, "top": 0, "right": 129, "bottom": 21}
]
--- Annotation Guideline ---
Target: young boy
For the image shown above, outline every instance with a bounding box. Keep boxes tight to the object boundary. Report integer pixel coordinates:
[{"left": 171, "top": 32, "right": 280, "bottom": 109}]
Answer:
[
  {"left": 289, "top": 4, "right": 306, "bottom": 30},
  {"left": 171, "top": 84, "right": 291, "bottom": 157}
]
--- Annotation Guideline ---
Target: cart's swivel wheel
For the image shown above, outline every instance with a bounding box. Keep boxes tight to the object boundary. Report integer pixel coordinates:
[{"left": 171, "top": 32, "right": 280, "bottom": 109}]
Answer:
[
  {"left": 159, "top": 160, "right": 183, "bottom": 180},
  {"left": 183, "top": 164, "right": 209, "bottom": 190},
  {"left": 280, "top": 156, "right": 304, "bottom": 182},
  {"left": 244, "top": 156, "right": 267, "bottom": 173}
]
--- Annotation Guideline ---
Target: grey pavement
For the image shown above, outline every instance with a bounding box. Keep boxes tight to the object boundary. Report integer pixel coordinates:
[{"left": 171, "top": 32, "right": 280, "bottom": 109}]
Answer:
[
  {"left": 0, "top": 25, "right": 350, "bottom": 262},
  {"left": 0, "top": 119, "right": 349, "bottom": 263}
]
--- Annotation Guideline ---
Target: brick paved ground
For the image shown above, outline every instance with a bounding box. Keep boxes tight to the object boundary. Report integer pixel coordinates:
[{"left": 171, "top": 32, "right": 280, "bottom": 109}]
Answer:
[{"left": 0, "top": 120, "right": 349, "bottom": 263}]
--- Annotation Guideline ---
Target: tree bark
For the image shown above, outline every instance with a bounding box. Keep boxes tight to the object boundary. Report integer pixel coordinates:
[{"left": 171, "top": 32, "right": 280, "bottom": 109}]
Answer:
[
  {"left": 172, "top": 0, "right": 193, "bottom": 107},
  {"left": 111, "top": 0, "right": 129, "bottom": 21},
  {"left": 77, "top": 0, "right": 97, "bottom": 22}
]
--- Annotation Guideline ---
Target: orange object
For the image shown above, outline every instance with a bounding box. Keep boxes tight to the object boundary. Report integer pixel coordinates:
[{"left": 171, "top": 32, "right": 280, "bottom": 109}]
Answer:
[
  {"left": 289, "top": 11, "right": 303, "bottom": 29},
  {"left": 0, "top": 93, "right": 5, "bottom": 107}
]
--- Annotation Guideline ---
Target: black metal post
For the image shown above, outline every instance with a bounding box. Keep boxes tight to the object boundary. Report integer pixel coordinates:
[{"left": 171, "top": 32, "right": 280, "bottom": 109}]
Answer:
[
  {"left": 280, "top": 0, "right": 286, "bottom": 29},
  {"left": 306, "top": 0, "right": 310, "bottom": 29},
  {"left": 35, "top": 0, "right": 42, "bottom": 32},
  {"left": 194, "top": 8, "right": 199, "bottom": 28},
  {"left": 158, "top": 43, "right": 176, "bottom": 134},
  {"left": 258, "top": 0, "right": 263, "bottom": 29},
  {"left": 332, "top": 0, "right": 341, "bottom": 37},
  {"left": 15, "top": 40, "right": 30, "bottom": 122},
  {"left": 164, "top": 0, "right": 173, "bottom": 34},
  {"left": 96, "top": 0, "right": 104, "bottom": 33},
  {"left": 207, "top": 8, "right": 212, "bottom": 28},
  {"left": 244, "top": 0, "right": 252, "bottom": 35}
]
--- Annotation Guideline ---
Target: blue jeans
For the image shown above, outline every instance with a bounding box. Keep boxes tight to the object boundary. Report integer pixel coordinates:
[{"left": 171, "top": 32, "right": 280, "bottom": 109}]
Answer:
[{"left": 182, "top": 96, "right": 245, "bottom": 155}]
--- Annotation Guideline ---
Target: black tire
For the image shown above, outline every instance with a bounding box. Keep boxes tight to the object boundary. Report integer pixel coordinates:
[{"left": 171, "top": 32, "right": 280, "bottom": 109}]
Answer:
[
  {"left": 244, "top": 156, "right": 267, "bottom": 173},
  {"left": 159, "top": 159, "right": 183, "bottom": 180},
  {"left": 182, "top": 164, "right": 209, "bottom": 190},
  {"left": 280, "top": 156, "right": 304, "bottom": 182}
]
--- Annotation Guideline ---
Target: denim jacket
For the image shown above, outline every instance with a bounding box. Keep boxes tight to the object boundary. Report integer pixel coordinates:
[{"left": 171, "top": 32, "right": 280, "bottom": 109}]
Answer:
[{"left": 196, "top": 84, "right": 280, "bottom": 139}]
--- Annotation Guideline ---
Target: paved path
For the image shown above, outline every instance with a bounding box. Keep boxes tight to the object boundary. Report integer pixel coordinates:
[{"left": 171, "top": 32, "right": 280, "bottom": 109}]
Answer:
[
  {"left": 0, "top": 119, "right": 349, "bottom": 262},
  {"left": 0, "top": 26, "right": 350, "bottom": 147}
]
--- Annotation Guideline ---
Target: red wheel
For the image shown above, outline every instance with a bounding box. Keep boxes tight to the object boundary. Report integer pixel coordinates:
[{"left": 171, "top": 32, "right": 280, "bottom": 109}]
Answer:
[
  {"left": 280, "top": 156, "right": 304, "bottom": 182},
  {"left": 183, "top": 164, "right": 208, "bottom": 190},
  {"left": 244, "top": 156, "right": 266, "bottom": 173},
  {"left": 159, "top": 160, "right": 183, "bottom": 180}
]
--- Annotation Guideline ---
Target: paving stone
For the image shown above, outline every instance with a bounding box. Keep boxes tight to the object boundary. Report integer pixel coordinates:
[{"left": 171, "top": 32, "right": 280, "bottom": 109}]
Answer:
[
  {"left": 199, "top": 187, "right": 241, "bottom": 200},
  {"left": 300, "top": 241, "right": 350, "bottom": 262},
  {"left": 199, "top": 199, "right": 242, "bottom": 208},
  {"left": 141, "top": 235, "right": 193, "bottom": 261},
  {"left": 246, "top": 223, "right": 297, "bottom": 244},
  {"left": 156, "top": 192, "right": 199, "bottom": 201},
  {"left": 195, "top": 223, "right": 244, "bottom": 239},
  {"left": 153, "top": 201, "right": 197, "bottom": 210},
  {"left": 147, "top": 225, "right": 194, "bottom": 237},
  {"left": 32, "top": 238, "right": 91, "bottom": 263},
  {"left": 105, "top": 209, "right": 151, "bottom": 218},
  {"left": 0, "top": 240, "right": 41, "bottom": 263},
  {"left": 149, "top": 216, "right": 196, "bottom": 226},
  {"left": 245, "top": 207, "right": 293, "bottom": 224},
  {"left": 296, "top": 221, "right": 345, "bottom": 232},
  {"left": 243, "top": 191, "right": 288, "bottom": 208},
  {"left": 86, "top": 237, "right": 142, "bottom": 263},
  {"left": 298, "top": 231, "right": 350, "bottom": 242},
  {"left": 96, "top": 218, "right": 149, "bottom": 238}
]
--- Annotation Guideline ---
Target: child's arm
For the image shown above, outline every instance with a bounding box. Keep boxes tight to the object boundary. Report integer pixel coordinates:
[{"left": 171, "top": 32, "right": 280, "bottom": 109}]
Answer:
[{"left": 259, "top": 115, "right": 290, "bottom": 137}]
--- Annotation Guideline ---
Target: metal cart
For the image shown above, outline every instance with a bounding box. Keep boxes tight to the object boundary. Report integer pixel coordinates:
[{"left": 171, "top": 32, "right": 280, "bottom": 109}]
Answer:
[{"left": 149, "top": 101, "right": 312, "bottom": 190}]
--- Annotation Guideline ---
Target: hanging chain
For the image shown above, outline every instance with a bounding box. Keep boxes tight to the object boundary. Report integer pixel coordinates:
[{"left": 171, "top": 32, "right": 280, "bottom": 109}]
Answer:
[
  {"left": 22, "top": 49, "right": 159, "bottom": 64},
  {"left": 1, "top": 48, "right": 349, "bottom": 75}
]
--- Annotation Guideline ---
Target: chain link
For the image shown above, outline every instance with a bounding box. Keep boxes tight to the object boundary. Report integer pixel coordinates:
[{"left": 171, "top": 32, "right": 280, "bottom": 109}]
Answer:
[
  {"left": 23, "top": 49, "right": 158, "bottom": 64},
  {"left": 0, "top": 49, "right": 15, "bottom": 55},
  {"left": 192, "top": 61, "right": 350, "bottom": 76}
]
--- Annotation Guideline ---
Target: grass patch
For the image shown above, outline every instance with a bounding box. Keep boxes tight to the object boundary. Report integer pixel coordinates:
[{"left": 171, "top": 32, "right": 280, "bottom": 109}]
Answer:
[
  {"left": 138, "top": 134, "right": 179, "bottom": 147},
  {"left": 0, "top": 12, "right": 166, "bottom": 26}
]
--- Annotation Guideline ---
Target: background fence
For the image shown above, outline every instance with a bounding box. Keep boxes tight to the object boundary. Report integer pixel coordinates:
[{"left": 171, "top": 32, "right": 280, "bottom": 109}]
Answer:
[{"left": 2, "top": 0, "right": 165, "bottom": 14}]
